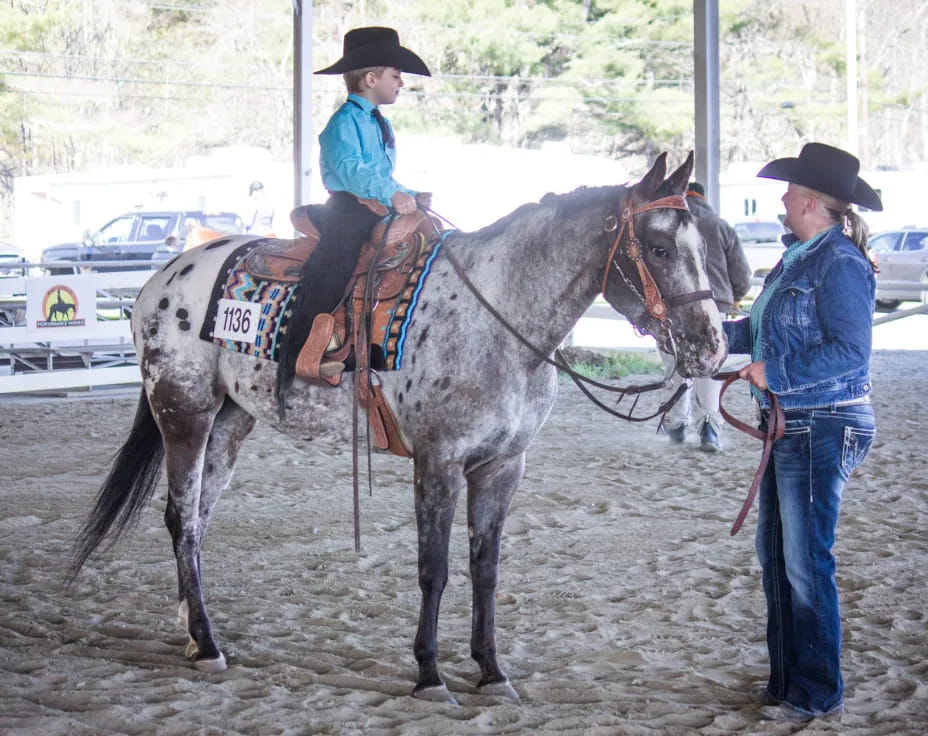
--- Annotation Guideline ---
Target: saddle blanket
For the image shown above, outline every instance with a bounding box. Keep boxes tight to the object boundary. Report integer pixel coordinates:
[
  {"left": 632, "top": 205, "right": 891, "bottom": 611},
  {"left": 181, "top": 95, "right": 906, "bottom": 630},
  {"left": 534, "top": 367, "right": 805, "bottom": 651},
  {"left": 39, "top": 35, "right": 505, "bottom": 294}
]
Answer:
[{"left": 199, "top": 236, "right": 445, "bottom": 369}]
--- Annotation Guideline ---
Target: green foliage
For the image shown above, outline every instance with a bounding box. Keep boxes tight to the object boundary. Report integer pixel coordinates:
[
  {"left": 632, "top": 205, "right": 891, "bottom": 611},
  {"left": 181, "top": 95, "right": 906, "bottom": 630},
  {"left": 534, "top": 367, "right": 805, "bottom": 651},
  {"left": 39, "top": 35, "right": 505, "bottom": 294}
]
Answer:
[
  {"left": 566, "top": 351, "right": 662, "bottom": 381},
  {"left": 1, "top": 0, "right": 927, "bottom": 238}
]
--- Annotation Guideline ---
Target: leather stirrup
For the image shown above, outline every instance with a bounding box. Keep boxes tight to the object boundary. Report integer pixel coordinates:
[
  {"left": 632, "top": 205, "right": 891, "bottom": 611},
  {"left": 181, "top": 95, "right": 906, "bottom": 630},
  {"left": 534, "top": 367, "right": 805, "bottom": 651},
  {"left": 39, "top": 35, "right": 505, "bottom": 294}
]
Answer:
[{"left": 295, "top": 314, "right": 343, "bottom": 386}]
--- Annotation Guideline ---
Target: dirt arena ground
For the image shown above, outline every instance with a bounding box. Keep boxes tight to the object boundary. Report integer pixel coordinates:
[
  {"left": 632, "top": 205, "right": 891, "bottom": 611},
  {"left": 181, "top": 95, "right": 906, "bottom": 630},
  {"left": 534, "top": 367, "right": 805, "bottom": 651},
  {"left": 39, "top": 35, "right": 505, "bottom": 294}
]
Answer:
[{"left": 1, "top": 350, "right": 925, "bottom": 735}]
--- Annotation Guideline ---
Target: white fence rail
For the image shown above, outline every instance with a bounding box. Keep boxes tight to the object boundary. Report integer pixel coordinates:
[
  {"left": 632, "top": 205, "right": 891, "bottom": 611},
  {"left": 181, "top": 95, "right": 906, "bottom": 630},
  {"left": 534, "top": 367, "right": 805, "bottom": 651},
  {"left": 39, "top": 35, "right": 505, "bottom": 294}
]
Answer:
[
  {"left": 2, "top": 269, "right": 926, "bottom": 395},
  {"left": 0, "top": 266, "right": 155, "bottom": 394}
]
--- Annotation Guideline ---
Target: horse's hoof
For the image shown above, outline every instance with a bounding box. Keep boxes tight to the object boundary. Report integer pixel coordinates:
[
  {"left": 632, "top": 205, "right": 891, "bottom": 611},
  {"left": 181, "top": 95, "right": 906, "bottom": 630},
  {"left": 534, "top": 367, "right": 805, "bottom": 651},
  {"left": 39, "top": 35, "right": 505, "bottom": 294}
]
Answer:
[
  {"left": 478, "top": 679, "right": 520, "bottom": 700},
  {"left": 193, "top": 652, "right": 227, "bottom": 673},
  {"left": 412, "top": 684, "right": 458, "bottom": 705}
]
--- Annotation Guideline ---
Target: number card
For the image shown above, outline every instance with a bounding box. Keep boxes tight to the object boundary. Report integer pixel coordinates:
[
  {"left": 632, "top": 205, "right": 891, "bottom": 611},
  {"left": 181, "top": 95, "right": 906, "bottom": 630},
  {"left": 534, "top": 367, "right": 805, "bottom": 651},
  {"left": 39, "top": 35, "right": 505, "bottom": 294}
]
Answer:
[{"left": 213, "top": 299, "right": 261, "bottom": 344}]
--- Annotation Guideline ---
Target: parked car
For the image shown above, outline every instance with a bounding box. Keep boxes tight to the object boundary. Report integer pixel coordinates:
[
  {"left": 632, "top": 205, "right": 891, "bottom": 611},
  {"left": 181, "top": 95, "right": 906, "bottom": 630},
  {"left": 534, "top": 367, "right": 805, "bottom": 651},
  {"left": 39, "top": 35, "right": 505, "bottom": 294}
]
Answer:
[
  {"left": 733, "top": 220, "right": 787, "bottom": 298},
  {"left": 41, "top": 210, "right": 245, "bottom": 273},
  {"left": 1, "top": 241, "right": 29, "bottom": 326},
  {"left": 0, "top": 241, "right": 29, "bottom": 278},
  {"left": 869, "top": 228, "right": 928, "bottom": 310}
]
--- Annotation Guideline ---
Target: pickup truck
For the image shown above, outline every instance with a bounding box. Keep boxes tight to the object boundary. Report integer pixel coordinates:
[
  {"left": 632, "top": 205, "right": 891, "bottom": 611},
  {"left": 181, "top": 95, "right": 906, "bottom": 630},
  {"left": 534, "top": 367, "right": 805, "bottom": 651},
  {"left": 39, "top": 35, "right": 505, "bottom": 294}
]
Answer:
[{"left": 41, "top": 210, "right": 245, "bottom": 273}]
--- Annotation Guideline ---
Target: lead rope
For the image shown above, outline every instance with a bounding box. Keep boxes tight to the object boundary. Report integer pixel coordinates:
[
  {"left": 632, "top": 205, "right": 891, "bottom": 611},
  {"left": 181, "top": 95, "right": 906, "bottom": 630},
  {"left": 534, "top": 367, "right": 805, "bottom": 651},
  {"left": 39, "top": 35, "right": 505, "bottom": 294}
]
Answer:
[{"left": 715, "top": 371, "right": 785, "bottom": 535}]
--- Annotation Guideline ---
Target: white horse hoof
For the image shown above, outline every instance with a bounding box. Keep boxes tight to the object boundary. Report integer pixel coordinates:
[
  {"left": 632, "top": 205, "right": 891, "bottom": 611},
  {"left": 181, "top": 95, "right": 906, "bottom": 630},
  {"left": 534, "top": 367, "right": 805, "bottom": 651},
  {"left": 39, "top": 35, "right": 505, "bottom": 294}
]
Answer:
[
  {"left": 478, "top": 679, "right": 519, "bottom": 700},
  {"left": 412, "top": 684, "right": 458, "bottom": 705},
  {"left": 193, "top": 652, "right": 227, "bottom": 673}
]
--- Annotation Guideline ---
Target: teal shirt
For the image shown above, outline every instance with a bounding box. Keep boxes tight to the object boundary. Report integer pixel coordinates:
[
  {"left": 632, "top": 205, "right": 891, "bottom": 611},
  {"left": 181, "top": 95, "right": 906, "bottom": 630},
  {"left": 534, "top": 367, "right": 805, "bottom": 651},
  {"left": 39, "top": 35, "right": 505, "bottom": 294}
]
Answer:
[{"left": 318, "top": 94, "right": 417, "bottom": 208}]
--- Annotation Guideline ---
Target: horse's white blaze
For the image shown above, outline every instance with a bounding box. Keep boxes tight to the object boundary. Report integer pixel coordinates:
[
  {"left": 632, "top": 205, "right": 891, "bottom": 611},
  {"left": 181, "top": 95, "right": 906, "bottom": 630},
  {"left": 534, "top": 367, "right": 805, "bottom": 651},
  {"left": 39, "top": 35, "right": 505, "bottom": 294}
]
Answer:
[{"left": 677, "top": 220, "right": 712, "bottom": 291}]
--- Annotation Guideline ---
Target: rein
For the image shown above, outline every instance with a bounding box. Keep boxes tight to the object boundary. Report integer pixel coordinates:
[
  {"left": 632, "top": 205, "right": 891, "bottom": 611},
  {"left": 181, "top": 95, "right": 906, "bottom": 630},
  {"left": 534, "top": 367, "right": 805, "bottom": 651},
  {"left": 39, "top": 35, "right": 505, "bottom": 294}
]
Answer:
[
  {"left": 351, "top": 216, "right": 397, "bottom": 552},
  {"left": 715, "top": 371, "right": 785, "bottom": 535},
  {"left": 442, "top": 244, "right": 688, "bottom": 422},
  {"left": 435, "top": 190, "right": 706, "bottom": 423}
]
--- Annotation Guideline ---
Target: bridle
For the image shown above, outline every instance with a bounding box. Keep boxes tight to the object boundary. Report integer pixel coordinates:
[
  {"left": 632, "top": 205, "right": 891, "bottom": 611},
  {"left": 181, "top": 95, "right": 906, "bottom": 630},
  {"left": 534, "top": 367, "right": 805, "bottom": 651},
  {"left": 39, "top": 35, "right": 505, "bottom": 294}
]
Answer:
[{"left": 600, "top": 194, "right": 713, "bottom": 331}]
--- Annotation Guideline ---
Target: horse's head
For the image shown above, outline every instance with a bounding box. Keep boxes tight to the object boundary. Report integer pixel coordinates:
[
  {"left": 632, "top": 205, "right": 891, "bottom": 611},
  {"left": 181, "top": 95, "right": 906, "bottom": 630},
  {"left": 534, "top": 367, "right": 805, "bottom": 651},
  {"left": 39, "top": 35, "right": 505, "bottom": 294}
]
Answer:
[{"left": 601, "top": 152, "right": 727, "bottom": 377}]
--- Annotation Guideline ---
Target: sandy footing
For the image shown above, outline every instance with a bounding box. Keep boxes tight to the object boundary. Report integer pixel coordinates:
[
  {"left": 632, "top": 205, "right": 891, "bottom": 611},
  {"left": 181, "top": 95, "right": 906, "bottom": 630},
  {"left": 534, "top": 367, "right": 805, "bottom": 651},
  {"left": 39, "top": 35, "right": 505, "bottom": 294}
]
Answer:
[{"left": 1, "top": 350, "right": 925, "bottom": 735}]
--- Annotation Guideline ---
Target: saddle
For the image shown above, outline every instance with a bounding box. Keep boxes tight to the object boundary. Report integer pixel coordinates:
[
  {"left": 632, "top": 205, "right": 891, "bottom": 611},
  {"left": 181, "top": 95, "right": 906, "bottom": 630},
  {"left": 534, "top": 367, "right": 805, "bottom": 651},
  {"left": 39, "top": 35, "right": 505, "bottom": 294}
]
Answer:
[{"left": 242, "top": 201, "right": 441, "bottom": 457}]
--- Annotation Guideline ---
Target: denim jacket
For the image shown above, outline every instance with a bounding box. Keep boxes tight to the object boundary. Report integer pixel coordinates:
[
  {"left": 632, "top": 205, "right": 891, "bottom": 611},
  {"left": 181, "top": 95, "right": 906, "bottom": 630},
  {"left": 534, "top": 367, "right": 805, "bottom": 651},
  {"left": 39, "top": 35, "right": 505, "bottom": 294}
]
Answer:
[{"left": 723, "top": 226, "right": 875, "bottom": 410}]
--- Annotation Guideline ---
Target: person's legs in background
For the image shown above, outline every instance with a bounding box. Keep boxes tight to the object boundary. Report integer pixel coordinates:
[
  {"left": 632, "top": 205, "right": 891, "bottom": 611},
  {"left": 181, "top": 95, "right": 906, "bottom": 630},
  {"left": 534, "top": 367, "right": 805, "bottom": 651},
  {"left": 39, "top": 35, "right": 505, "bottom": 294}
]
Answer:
[
  {"left": 692, "top": 375, "right": 724, "bottom": 451},
  {"left": 659, "top": 351, "right": 692, "bottom": 442}
]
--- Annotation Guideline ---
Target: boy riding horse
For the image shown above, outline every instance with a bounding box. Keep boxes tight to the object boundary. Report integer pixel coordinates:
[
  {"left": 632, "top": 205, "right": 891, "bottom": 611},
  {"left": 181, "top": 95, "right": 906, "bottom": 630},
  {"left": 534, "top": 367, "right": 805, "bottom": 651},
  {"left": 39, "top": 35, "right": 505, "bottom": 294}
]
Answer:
[{"left": 277, "top": 26, "right": 432, "bottom": 406}]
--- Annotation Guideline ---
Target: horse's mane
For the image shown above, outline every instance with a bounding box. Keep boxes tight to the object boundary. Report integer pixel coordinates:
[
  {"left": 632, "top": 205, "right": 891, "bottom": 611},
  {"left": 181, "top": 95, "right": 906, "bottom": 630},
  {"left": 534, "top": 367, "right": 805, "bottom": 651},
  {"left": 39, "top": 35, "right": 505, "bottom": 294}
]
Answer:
[{"left": 465, "top": 184, "right": 625, "bottom": 242}]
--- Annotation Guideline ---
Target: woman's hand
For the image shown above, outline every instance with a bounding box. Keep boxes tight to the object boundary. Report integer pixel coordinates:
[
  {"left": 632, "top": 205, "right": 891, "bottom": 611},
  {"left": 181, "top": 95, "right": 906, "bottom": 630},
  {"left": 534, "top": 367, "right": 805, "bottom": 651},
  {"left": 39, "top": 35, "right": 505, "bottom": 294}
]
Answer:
[{"left": 739, "top": 360, "right": 768, "bottom": 390}]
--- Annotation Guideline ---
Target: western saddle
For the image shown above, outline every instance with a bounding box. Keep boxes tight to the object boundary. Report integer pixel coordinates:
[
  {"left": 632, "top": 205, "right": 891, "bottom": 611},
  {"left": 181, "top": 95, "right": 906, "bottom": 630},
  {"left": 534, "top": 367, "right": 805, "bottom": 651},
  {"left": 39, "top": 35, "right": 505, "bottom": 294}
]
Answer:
[{"left": 240, "top": 200, "right": 441, "bottom": 456}]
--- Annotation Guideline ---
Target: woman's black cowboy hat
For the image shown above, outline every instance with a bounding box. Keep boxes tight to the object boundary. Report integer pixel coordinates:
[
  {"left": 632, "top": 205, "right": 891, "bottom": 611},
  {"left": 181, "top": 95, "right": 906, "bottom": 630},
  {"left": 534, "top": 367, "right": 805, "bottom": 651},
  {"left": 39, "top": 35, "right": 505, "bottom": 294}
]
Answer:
[
  {"left": 757, "top": 142, "right": 883, "bottom": 211},
  {"left": 314, "top": 27, "right": 431, "bottom": 77}
]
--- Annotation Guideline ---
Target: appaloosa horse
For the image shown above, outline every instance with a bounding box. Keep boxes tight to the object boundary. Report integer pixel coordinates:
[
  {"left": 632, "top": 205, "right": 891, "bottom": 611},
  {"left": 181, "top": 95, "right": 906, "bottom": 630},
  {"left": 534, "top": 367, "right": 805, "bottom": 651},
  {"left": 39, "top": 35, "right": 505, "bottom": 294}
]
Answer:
[{"left": 70, "top": 153, "right": 726, "bottom": 703}]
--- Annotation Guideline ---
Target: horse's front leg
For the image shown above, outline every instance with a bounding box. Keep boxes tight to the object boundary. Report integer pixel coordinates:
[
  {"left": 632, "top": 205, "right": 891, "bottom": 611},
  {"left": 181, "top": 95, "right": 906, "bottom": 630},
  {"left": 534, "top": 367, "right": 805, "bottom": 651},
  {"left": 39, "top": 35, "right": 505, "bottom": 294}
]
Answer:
[
  {"left": 466, "top": 452, "right": 524, "bottom": 699},
  {"left": 412, "top": 457, "right": 464, "bottom": 704}
]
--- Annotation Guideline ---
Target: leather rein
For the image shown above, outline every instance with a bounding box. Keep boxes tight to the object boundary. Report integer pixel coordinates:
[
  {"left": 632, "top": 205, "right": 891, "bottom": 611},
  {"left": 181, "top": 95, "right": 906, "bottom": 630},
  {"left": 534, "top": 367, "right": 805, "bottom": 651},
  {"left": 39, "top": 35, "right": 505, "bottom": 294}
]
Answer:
[
  {"left": 715, "top": 371, "right": 786, "bottom": 535},
  {"left": 440, "top": 192, "right": 711, "bottom": 422}
]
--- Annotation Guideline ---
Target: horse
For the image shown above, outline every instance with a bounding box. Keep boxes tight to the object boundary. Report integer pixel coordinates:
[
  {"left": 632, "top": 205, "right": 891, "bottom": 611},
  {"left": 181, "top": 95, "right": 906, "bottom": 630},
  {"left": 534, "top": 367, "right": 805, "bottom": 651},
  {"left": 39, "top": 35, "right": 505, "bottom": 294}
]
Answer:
[
  {"left": 69, "top": 152, "right": 727, "bottom": 704},
  {"left": 48, "top": 290, "right": 76, "bottom": 321}
]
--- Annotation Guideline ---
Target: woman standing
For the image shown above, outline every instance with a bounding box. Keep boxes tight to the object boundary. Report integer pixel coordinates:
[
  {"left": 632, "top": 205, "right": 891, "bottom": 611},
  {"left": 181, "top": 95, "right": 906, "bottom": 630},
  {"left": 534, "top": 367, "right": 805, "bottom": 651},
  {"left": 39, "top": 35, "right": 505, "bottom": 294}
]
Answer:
[{"left": 724, "top": 143, "right": 880, "bottom": 723}]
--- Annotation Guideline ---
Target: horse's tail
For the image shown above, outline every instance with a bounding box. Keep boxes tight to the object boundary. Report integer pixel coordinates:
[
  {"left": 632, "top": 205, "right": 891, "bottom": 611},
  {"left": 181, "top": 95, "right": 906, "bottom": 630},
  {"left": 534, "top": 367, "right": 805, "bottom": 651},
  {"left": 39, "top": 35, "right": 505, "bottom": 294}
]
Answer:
[{"left": 66, "top": 389, "right": 165, "bottom": 585}]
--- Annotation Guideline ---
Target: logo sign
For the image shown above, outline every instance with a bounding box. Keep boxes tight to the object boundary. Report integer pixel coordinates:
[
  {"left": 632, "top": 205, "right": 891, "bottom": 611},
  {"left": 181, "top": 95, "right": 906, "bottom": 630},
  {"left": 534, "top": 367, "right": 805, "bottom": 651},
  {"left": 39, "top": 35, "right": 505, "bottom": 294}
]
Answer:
[
  {"left": 212, "top": 298, "right": 261, "bottom": 344},
  {"left": 38, "top": 284, "right": 83, "bottom": 327},
  {"left": 26, "top": 275, "right": 98, "bottom": 339}
]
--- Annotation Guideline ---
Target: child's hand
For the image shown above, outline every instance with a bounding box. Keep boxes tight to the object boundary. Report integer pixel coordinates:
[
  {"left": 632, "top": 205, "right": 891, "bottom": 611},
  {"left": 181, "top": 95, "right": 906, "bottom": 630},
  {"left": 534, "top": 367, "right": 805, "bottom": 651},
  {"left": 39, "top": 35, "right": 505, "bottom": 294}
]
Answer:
[
  {"left": 415, "top": 192, "right": 432, "bottom": 209},
  {"left": 391, "top": 191, "right": 417, "bottom": 215}
]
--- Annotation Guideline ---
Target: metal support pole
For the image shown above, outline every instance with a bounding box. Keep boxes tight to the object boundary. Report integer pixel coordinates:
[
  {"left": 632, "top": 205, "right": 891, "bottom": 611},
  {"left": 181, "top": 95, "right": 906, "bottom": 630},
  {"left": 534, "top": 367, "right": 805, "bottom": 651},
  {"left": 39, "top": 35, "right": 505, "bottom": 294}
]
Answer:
[
  {"left": 846, "top": 0, "right": 859, "bottom": 156},
  {"left": 693, "top": 0, "right": 720, "bottom": 210},
  {"left": 293, "top": 1, "right": 314, "bottom": 211}
]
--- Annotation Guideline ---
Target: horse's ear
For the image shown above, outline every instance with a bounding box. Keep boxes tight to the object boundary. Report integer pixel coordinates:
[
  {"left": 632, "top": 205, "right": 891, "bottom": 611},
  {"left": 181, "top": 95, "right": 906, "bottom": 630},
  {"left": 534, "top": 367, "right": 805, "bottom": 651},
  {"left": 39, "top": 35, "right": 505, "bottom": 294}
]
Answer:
[
  {"left": 663, "top": 151, "right": 695, "bottom": 195},
  {"left": 632, "top": 152, "right": 668, "bottom": 199}
]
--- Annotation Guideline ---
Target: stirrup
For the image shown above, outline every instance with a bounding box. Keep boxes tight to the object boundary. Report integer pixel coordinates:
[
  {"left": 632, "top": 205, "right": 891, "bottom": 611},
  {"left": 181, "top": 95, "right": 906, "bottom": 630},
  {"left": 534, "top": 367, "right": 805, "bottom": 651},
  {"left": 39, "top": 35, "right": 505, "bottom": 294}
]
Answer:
[
  {"left": 319, "top": 360, "right": 345, "bottom": 378},
  {"left": 296, "top": 314, "right": 343, "bottom": 384}
]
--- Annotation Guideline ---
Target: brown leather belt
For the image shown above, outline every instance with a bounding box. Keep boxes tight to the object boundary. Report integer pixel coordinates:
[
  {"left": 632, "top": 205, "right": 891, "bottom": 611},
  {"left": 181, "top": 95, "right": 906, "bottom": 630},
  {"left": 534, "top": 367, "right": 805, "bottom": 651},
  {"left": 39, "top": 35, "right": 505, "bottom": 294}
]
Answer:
[{"left": 716, "top": 372, "right": 785, "bottom": 536}]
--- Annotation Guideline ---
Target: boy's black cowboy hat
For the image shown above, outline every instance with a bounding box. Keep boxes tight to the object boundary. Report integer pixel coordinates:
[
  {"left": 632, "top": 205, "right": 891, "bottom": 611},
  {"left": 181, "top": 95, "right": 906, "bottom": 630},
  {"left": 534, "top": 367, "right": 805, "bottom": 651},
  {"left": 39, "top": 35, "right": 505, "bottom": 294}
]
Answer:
[
  {"left": 315, "top": 27, "right": 431, "bottom": 76},
  {"left": 757, "top": 142, "right": 882, "bottom": 211}
]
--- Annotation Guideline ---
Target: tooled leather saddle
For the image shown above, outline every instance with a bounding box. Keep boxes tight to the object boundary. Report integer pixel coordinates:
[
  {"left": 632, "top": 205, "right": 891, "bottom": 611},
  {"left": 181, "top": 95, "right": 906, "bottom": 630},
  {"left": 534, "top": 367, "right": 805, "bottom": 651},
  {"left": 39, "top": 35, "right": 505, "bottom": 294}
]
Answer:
[{"left": 241, "top": 201, "right": 441, "bottom": 457}]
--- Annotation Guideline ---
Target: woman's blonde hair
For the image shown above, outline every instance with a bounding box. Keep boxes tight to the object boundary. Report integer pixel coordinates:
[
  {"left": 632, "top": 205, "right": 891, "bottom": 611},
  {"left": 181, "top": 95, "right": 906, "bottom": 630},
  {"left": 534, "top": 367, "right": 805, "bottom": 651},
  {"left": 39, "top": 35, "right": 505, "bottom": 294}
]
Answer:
[
  {"left": 343, "top": 66, "right": 386, "bottom": 93},
  {"left": 807, "top": 186, "right": 876, "bottom": 271}
]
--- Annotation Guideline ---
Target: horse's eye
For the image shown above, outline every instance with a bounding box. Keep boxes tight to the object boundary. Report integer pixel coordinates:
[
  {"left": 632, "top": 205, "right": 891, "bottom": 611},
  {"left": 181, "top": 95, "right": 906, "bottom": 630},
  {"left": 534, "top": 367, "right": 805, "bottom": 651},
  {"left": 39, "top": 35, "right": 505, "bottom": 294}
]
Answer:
[{"left": 651, "top": 246, "right": 668, "bottom": 258}]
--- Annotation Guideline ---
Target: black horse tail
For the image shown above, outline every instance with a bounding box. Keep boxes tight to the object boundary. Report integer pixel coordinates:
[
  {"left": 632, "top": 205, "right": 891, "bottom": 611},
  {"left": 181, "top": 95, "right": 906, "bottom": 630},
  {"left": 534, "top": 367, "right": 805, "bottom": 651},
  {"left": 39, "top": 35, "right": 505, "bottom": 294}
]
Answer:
[{"left": 66, "top": 389, "right": 165, "bottom": 585}]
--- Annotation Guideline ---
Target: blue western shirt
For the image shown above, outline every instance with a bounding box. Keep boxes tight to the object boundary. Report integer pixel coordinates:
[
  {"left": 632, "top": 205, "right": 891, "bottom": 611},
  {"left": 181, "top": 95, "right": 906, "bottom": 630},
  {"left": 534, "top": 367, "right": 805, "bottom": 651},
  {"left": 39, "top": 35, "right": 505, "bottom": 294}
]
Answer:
[
  {"left": 318, "top": 93, "right": 417, "bottom": 209},
  {"left": 723, "top": 226, "right": 875, "bottom": 410}
]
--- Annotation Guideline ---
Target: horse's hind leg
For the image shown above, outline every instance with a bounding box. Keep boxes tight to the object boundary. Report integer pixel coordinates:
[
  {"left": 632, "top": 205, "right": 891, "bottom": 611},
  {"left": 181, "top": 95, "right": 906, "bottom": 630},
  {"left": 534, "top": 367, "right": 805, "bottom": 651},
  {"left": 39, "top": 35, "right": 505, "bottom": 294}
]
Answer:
[
  {"left": 158, "top": 393, "right": 235, "bottom": 672},
  {"left": 172, "top": 398, "right": 256, "bottom": 670},
  {"left": 466, "top": 452, "right": 525, "bottom": 699},
  {"left": 412, "top": 458, "right": 465, "bottom": 704}
]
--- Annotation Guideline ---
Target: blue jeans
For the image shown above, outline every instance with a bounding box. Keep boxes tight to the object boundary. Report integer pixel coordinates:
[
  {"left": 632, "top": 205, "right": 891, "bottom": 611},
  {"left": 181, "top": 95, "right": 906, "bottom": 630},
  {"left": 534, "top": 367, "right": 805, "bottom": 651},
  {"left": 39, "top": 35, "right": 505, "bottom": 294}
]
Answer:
[{"left": 756, "top": 403, "right": 875, "bottom": 716}]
